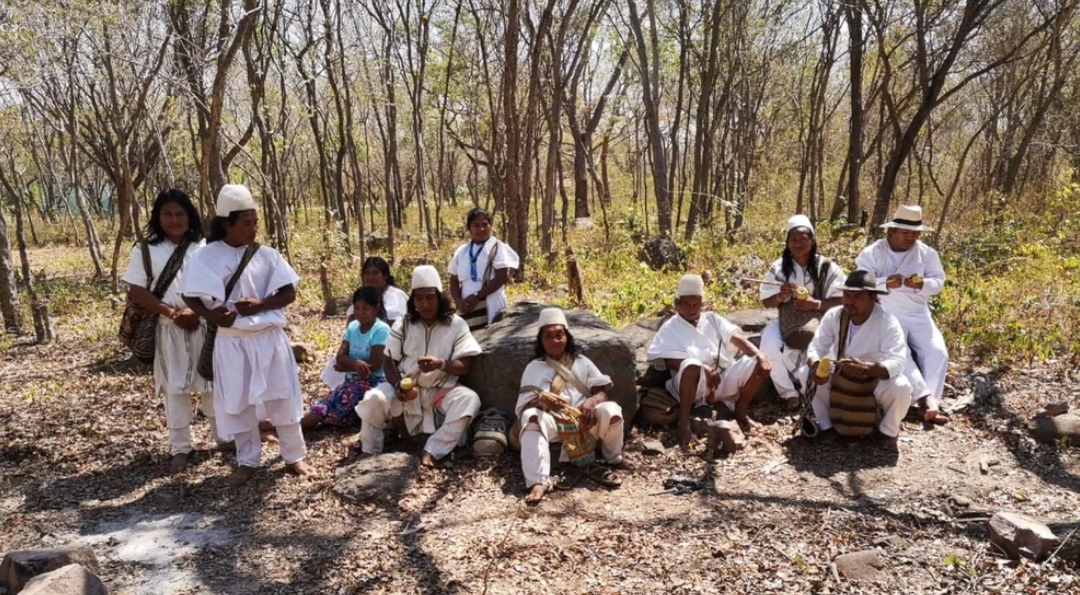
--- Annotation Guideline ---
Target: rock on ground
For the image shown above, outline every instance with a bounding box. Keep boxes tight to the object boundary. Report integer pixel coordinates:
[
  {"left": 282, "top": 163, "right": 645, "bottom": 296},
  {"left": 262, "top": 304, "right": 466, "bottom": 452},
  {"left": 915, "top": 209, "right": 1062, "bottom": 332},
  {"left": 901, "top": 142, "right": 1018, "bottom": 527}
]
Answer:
[
  {"left": 989, "top": 512, "right": 1061, "bottom": 560},
  {"left": 1, "top": 545, "right": 100, "bottom": 594},
  {"left": 638, "top": 236, "right": 683, "bottom": 270},
  {"left": 19, "top": 564, "right": 107, "bottom": 595},
  {"left": 833, "top": 549, "right": 887, "bottom": 581},
  {"left": 1028, "top": 413, "right": 1080, "bottom": 446},
  {"left": 333, "top": 452, "right": 418, "bottom": 504},
  {"left": 465, "top": 303, "right": 637, "bottom": 422}
]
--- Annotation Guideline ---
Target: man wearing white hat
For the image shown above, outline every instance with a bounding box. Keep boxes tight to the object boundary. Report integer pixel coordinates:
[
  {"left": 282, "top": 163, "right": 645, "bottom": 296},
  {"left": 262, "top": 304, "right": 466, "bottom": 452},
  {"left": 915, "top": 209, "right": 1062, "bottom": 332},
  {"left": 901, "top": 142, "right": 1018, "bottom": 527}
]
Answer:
[
  {"left": 647, "top": 275, "right": 771, "bottom": 446},
  {"left": 181, "top": 184, "right": 311, "bottom": 484},
  {"left": 855, "top": 205, "right": 949, "bottom": 424},
  {"left": 355, "top": 265, "right": 483, "bottom": 466},
  {"left": 515, "top": 307, "right": 629, "bottom": 504},
  {"left": 758, "top": 214, "right": 846, "bottom": 410}
]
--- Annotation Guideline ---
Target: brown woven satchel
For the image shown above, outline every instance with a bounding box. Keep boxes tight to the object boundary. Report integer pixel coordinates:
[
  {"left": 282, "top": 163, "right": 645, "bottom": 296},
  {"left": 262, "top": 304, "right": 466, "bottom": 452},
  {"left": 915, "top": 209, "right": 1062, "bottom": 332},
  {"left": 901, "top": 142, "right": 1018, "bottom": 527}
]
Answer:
[
  {"left": 778, "top": 258, "right": 838, "bottom": 350},
  {"left": 828, "top": 310, "right": 880, "bottom": 436}
]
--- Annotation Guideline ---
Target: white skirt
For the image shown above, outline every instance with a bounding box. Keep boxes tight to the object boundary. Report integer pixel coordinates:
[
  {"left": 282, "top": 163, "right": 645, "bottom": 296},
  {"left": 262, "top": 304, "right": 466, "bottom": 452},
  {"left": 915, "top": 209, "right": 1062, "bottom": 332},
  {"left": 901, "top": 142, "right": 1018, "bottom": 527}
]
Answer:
[
  {"left": 212, "top": 326, "right": 303, "bottom": 438},
  {"left": 154, "top": 318, "right": 209, "bottom": 396}
]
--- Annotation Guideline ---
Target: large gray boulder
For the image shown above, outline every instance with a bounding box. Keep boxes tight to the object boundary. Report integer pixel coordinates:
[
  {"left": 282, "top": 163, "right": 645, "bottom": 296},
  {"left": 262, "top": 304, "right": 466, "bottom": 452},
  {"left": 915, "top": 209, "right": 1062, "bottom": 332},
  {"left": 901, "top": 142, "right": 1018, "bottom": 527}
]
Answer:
[
  {"left": 332, "top": 452, "right": 418, "bottom": 505},
  {"left": 464, "top": 303, "right": 637, "bottom": 422}
]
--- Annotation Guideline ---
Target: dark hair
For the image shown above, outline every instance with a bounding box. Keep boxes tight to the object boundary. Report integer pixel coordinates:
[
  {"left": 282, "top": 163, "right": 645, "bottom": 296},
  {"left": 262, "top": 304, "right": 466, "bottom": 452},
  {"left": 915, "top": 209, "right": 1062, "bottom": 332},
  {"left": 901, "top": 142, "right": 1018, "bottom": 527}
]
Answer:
[
  {"left": 352, "top": 285, "right": 383, "bottom": 309},
  {"left": 207, "top": 210, "right": 254, "bottom": 243},
  {"left": 406, "top": 289, "right": 455, "bottom": 325},
  {"left": 781, "top": 226, "right": 820, "bottom": 283},
  {"left": 466, "top": 207, "right": 492, "bottom": 228},
  {"left": 533, "top": 326, "right": 578, "bottom": 360},
  {"left": 361, "top": 256, "right": 397, "bottom": 287},
  {"left": 145, "top": 189, "right": 203, "bottom": 245}
]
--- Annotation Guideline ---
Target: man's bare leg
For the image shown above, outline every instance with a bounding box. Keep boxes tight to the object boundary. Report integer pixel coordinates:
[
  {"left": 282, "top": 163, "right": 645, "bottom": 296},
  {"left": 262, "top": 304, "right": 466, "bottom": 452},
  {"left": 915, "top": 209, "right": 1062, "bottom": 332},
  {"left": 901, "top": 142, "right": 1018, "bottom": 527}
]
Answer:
[
  {"left": 677, "top": 365, "right": 701, "bottom": 447},
  {"left": 734, "top": 362, "right": 768, "bottom": 434}
]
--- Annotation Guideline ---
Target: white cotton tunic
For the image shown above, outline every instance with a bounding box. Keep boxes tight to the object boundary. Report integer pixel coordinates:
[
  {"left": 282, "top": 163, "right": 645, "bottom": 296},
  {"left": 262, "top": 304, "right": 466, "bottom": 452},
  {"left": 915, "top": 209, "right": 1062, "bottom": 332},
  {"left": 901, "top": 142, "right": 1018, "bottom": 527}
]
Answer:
[
  {"left": 179, "top": 242, "right": 303, "bottom": 439},
  {"left": 448, "top": 239, "right": 521, "bottom": 324},
  {"left": 646, "top": 312, "right": 741, "bottom": 371},
  {"left": 514, "top": 356, "right": 613, "bottom": 418},
  {"left": 759, "top": 258, "right": 846, "bottom": 300},
  {"left": 805, "top": 304, "right": 907, "bottom": 380},
  {"left": 121, "top": 238, "right": 208, "bottom": 396},
  {"left": 385, "top": 315, "right": 483, "bottom": 435},
  {"left": 855, "top": 239, "right": 945, "bottom": 315}
]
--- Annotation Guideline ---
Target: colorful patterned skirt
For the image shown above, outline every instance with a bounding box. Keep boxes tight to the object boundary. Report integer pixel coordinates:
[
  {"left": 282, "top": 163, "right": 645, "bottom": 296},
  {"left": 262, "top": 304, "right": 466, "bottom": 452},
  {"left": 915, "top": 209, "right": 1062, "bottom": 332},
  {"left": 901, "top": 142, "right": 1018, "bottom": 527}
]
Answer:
[{"left": 310, "top": 374, "right": 384, "bottom": 427}]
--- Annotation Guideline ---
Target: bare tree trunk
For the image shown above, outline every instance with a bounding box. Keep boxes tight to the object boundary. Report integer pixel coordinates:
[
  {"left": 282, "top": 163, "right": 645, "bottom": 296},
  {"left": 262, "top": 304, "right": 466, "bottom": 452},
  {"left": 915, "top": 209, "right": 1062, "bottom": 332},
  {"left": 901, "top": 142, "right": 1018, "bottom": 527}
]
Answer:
[
  {"left": 627, "top": 0, "right": 671, "bottom": 235},
  {"left": 0, "top": 204, "right": 20, "bottom": 333}
]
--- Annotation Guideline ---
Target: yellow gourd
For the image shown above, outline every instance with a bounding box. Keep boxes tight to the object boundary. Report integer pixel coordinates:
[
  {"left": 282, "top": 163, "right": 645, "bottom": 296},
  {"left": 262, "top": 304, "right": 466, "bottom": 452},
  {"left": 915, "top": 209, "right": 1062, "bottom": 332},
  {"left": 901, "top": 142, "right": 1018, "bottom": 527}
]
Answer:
[
  {"left": 399, "top": 377, "right": 418, "bottom": 401},
  {"left": 795, "top": 287, "right": 810, "bottom": 301},
  {"left": 815, "top": 358, "right": 831, "bottom": 379}
]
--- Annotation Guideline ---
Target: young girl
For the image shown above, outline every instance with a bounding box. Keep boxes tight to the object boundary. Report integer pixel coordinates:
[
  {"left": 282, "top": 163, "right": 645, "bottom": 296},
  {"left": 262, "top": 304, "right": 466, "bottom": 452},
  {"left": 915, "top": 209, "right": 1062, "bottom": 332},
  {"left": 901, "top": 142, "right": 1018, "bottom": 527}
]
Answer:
[
  {"left": 448, "top": 208, "right": 520, "bottom": 330},
  {"left": 306, "top": 286, "right": 390, "bottom": 429},
  {"left": 180, "top": 184, "right": 310, "bottom": 485},
  {"left": 121, "top": 189, "right": 215, "bottom": 474}
]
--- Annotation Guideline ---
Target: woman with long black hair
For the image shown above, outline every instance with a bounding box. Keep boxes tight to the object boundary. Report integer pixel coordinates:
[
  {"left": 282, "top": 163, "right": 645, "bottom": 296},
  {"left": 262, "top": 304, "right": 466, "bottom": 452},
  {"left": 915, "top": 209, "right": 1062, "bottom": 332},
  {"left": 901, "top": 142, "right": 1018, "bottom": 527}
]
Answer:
[{"left": 121, "top": 189, "right": 216, "bottom": 474}]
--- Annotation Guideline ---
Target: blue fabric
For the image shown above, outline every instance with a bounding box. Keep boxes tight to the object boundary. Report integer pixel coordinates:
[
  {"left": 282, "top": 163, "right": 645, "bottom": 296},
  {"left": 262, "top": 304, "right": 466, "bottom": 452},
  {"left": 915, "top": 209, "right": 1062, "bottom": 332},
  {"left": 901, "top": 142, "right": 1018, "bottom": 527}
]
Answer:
[{"left": 342, "top": 319, "right": 390, "bottom": 376}]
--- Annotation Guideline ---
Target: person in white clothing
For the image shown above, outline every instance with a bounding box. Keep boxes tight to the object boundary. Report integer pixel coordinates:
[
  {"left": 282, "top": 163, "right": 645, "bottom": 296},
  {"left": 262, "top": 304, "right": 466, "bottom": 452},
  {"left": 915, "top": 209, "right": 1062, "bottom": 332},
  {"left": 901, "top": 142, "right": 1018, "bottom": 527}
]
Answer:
[
  {"left": 758, "top": 214, "right": 846, "bottom": 411},
  {"left": 122, "top": 189, "right": 219, "bottom": 474},
  {"left": 448, "top": 208, "right": 520, "bottom": 330},
  {"left": 355, "top": 265, "right": 483, "bottom": 467},
  {"left": 647, "top": 275, "right": 771, "bottom": 446},
  {"left": 181, "top": 184, "right": 311, "bottom": 485},
  {"left": 516, "top": 308, "right": 632, "bottom": 505},
  {"left": 806, "top": 270, "right": 914, "bottom": 452},
  {"left": 855, "top": 205, "right": 949, "bottom": 424}
]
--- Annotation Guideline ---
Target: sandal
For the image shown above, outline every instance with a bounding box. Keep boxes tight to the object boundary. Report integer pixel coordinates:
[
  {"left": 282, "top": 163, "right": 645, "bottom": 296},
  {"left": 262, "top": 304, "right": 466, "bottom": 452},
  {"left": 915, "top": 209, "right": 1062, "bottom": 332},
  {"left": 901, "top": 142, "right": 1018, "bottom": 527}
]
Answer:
[
  {"left": 586, "top": 464, "right": 622, "bottom": 488},
  {"left": 551, "top": 467, "right": 583, "bottom": 491}
]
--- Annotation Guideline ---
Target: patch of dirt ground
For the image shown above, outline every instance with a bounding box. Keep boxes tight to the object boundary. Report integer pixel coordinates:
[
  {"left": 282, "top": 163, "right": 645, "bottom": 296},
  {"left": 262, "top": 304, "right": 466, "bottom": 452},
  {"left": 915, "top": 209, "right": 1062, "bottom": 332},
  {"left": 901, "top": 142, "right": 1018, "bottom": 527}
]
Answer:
[{"left": 2, "top": 296, "right": 1079, "bottom": 594}]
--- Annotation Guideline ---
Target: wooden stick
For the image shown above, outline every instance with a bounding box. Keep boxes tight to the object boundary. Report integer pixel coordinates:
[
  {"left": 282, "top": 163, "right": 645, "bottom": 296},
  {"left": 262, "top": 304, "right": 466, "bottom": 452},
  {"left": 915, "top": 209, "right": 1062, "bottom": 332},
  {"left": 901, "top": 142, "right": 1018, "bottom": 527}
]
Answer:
[{"left": 739, "top": 277, "right": 785, "bottom": 287}]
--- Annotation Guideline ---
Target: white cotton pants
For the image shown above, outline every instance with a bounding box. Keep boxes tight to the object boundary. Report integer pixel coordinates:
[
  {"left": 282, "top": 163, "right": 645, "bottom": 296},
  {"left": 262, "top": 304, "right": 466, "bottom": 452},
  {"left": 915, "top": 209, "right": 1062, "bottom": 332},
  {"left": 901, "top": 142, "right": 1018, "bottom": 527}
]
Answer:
[
  {"left": 895, "top": 311, "right": 949, "bottom": 401},
  {"left": 666, "top": 357, "right": 757, "bottom": 410},
  {"left": 812, "top": 374, "right": 913, "bottom": 437},
  {"left": 519, "top": 401, "right": 624, "bottom": 488},
  {"left": 356, "top": 385, "right": 480, "bottom": 459},
  {"left": 759, "top": 320, "right": 808, "bottom": 401},
  {"left": 232, "top": 415, "right": 307, "bottom": 468},
  {"left": 164, "top": 391, "right": 222, "bottom": 455}
]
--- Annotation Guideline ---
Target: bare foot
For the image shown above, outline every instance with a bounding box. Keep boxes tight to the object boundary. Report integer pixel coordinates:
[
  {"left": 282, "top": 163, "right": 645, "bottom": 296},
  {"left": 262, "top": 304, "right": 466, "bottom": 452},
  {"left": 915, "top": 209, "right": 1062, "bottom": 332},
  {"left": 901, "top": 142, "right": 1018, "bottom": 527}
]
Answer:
[
  {"left": 524, "top": 484, "right": 546, "bottom": 505},
  {"left": 169, "top": 453, "right": 189, "bottom": 474},
  {"left": 228, "top": 466, "right": 257, "bottom": 486},
  {"left": 785, "top": 397, "right": 801, "bottom": 413},
  {"left": 258, "top": 420, "right": 275, "bottom": 432},
  {"left": 285, "top": 460, "right": 312, "bottom": 477},
  {"left": 260, "top": 431, "right": 279, "bottom": 444},
  {"left": 609, "top": 457, "right": 635, "bottom": 472},
  {"left": 736, "top": 415, "right": 762, "bottom": 435},
  {"left": 924, "top": 408, "right": 951, "bottom": 425},
  {"left": 419, "top": 451, "right": 437, "bottom": 468},
  {"left": 677, "top": 420, "right": 695, "bottom": 448}
]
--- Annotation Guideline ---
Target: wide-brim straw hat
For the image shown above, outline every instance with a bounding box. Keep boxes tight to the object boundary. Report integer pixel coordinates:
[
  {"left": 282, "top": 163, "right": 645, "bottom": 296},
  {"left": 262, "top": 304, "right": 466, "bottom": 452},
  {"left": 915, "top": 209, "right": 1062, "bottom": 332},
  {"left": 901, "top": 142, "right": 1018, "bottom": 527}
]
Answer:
[{"left": 880, "top": 205, "right": 934, "bottom": 232}]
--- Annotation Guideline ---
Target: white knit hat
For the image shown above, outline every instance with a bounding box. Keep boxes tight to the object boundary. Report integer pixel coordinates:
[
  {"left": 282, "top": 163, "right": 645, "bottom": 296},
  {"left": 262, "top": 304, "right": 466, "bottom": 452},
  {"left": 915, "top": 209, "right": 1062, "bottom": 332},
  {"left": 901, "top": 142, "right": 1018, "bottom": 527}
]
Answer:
[
  {"left": 675, "top": 274, "right": 705, "bottom": 298},
  {"left": 881, "top": 205, "right": 934, "bottom": 231},
  {"left": 537, "top": 307, "right": 568, "bottom": 330},
  {"left": 215, "top": 184, "right": 257, "bottom": 217},
  {"left": 411, "top": 265, "right": 443, "bottom": 292},
  {"left": 786, "top": 214, "right": 814, "bottom": 235}
]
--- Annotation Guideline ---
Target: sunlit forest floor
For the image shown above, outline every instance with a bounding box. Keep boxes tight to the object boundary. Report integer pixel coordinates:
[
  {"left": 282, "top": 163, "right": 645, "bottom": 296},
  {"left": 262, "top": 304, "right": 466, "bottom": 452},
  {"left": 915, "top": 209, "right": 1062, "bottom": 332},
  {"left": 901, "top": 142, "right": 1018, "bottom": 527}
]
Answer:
[{"left": 1, "top": 205, "right": 1079, "bottom": 594}]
